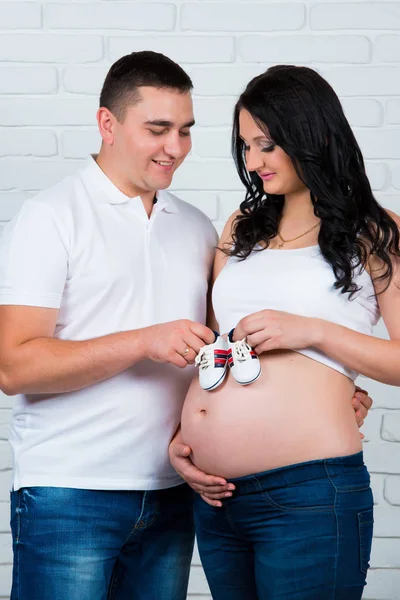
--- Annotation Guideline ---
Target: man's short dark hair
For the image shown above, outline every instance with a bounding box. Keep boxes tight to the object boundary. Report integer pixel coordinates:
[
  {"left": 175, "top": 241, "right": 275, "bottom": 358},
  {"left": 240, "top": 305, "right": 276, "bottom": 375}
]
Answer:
[{"left": 99, "top": 51, "right": 193, "bottom": 122}]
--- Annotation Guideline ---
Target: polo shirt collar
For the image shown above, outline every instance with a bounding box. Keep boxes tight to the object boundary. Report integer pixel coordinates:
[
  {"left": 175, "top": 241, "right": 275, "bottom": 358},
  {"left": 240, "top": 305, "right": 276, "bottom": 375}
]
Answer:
[{"left": 80, "top": 155, "right": 178, "bottom": 213}]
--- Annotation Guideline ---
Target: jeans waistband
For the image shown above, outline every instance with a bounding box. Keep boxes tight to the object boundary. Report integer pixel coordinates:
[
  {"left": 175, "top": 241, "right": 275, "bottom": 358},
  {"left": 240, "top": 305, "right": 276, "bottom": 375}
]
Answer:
[{"left": 228, "top": 452, "right": 365, "bottom": 494}]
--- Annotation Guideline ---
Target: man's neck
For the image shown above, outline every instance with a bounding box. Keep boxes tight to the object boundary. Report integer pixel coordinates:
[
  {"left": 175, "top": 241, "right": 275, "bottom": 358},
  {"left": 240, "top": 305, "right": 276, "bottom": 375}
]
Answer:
[{"left": 95, "top": 153, "right": 156, "bottom": 217}]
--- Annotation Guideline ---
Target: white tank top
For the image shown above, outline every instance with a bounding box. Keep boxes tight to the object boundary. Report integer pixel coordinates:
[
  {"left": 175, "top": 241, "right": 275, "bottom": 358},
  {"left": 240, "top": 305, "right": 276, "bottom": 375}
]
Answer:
[{"left": 212, "top": 244, "right": 380, "bottom": 381}]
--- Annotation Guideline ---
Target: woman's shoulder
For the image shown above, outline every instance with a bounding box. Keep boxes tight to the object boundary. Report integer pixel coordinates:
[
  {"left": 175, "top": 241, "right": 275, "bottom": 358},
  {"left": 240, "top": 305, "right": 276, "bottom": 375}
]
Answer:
[{"left": 385, "top": 208, "right": 400, "bottom": 228}]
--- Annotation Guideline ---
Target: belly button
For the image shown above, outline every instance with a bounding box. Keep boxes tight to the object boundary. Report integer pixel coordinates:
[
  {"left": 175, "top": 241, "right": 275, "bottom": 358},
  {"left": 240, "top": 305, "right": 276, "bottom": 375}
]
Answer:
[{"left": 200, "top": 409, "right": 207, "bottom": 415}]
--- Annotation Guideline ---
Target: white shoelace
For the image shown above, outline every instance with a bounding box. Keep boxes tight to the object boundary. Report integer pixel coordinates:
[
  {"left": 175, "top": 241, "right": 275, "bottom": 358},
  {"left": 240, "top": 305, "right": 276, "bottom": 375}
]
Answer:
[
  {"left": 195, "top": 345, "right": 214, "bottom": 370},
  {"left": 231, "top": 339, "right": 253, "bottom": 362}
]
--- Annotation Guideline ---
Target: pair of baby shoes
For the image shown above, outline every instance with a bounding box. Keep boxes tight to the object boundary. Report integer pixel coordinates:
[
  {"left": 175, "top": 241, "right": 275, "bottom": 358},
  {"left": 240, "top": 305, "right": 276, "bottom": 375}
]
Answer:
[{"left": 195, "top": 330, "right": 261, "bottom": 391}]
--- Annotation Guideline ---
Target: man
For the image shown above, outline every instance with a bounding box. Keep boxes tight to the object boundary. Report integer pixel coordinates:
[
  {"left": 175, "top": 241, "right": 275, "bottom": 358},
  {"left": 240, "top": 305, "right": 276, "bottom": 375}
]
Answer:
[
  {"left": 0, "top": 51, "right": 371, "bottom": 599},
  {"left": 0, "top": 51, "right": 221, "bottom": 600}
]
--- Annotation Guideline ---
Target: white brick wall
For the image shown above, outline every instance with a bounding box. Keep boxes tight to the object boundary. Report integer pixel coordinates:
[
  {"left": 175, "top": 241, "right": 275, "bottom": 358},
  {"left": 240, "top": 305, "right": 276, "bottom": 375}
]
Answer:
[{"left": 0, "top": 1, "right": 399, "bottom": 598}]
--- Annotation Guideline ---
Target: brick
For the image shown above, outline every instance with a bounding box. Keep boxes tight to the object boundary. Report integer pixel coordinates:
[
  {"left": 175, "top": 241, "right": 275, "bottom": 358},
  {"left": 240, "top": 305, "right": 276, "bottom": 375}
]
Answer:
[
  {"left": 341, "top": 99, "right": 383, "bottom": 128},
  {"left": 376, "top": 34, "right": 400, "bottom": 62},
  {"left": 365, "top": 162, "right": 388, "bottom": 191},
  {"left": 376, "top": 194, "right": 400, "bottom": 215},
  {"left": 323, "top": 67, "right": 400, "bottom": 96},
  {"left": 0, "top": 2, "right": 41, "bottom": 29},
  {"left": 0, "top": 411, "right": 11, "bottom": 442},
  {"left": 193, "top": 128, "right": 230, "bottom": 158},
  {"left": 370, "top": 538, "right": 400, "bottom": 569},
  {"left": 0, "top": 565, "right": 11, "bottom": 597},
  {"left": 391, "top": 163, "right": 400, "bottom": 190},
  {"left": 0, "top": 443, "right": 11, "bottom": 472},
  {"left": 108, "top": 36, "right": 235, "bottom": 64},
  {"left": 191, "top": 66, "right": 265, "bottom": 96},
  {"left": 311, "top": 3, "right": 400, "bottom": 30},
  {"left": 0, "top": 34, "right": 103, "bottom": 63},
  {"left": 0, "top": 533, "right": 11, "bottom": 565},
  {"left": 0, "top": 193, "right": 27, "bottom": 221},
  {"left": 172, "top": 160, "right": 241, "bottom": 191},
  {"left": 188, "top": 565, "right": 210, "bottom": 595},
  {"left": 239, "top": 35, "right": 370, "bottom": 64},
  {"left": 0, "top": 159, "right": 83, "bottom": 191},
  {"left": 0, "top": 98, "right": 97, "bottom": 126},
  {"left": 169, "top": 191, "right": 219, "bottom": 221},
  {"left": 0, "top": 129, "right": 57, "bottom": 158},
  {"left": 193, "top": 97, "right": 237, "bottom": 127},
  {"left": 384, "top": 475, "right": 400, "bottom": 505},
  {"left": 0, "top": 67, "right": 58, "bottom": 95},
  {"left": 364, "top": 569, "right": 400, "bottom": 600},
  {"left": 0, "top": 472, "right": 11, "bottom": 503},
  {"left": 381, "top": 414, "right": 400, "bottom": 442},
  {"left": 387, "top": 99, "right": 400, "bottom": 124},
  {"left": 363, "top": 377, "right": 400, "bottom": 410},
  {"left": 0, "top": 392, "right": 13, "bottom": 410},
  {"left": 218, "top": 192, "right": 244, "bottom": 222},
  {"left": 181, "top": 3, "right": 305, "bottom": 32},
  {"left": 45, "top": 3, "right": 176, "bottom": 30},
  {"left": 354, "top": 129, "right": 400, "bottom": 159},
  {"left": 374, "top": 506, "right": 400, "bottom": 537},
  {"left": 364, "top": 443, "right": 400, "bottom": 474},
  {"left": 360, "top": 409, "right": 383, "bottom": 444},
  {"left": 62, "top": 130, "right": 101, "bottom": 159},
  {"left": 62, "top": 66, "right": 109, "bottom": 95},
  {"left": 0, "top": 503, "right": 9, "bottom": 534},
  {"left": 370, "top": 473, "right": 386, "bottom": 506}
]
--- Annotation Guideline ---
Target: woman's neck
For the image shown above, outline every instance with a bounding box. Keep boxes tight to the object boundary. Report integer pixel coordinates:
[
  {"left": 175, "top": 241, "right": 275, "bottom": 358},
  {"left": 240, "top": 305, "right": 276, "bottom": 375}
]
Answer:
[{"left": 281, "top": 189, "right": 318, "bottom": 224}]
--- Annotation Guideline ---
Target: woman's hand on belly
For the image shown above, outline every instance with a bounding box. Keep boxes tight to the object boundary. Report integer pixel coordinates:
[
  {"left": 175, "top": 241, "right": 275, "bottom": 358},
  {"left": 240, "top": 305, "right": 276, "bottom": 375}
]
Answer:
[
  {"left": 234, "top": 309, "right": 320, "bottom": 354},
  {"left": 169, "top": 427, "right": 235, "bottom": 507}
]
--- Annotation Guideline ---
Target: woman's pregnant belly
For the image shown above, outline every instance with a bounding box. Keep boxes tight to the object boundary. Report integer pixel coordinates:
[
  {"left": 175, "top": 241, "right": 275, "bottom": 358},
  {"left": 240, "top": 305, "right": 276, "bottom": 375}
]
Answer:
[{"left": 181, "top": 350, "right": 362, "bottom": 478}]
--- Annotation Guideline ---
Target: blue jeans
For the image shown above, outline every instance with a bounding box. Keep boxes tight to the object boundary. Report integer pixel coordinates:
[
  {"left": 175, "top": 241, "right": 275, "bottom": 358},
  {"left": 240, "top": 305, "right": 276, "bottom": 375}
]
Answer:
[
  {"left": 195, "top": 452, "right": 373, "bottom": 600},
  {"left": 10, "top": 483, "right": 194, "bottom": 600}
]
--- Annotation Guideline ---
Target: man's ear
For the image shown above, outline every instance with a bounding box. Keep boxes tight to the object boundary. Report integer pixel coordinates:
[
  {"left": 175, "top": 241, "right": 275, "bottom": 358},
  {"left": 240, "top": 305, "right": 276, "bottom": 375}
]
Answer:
[{"left": 97, "top": 107, "right": 116, "bottom": 146}]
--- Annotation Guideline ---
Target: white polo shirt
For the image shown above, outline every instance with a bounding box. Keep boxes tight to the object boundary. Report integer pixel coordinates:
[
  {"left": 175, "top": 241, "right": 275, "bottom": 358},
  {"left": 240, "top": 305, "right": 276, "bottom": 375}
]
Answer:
[{"left": 0, "top": 156, "right": 218, "bottom": 491}]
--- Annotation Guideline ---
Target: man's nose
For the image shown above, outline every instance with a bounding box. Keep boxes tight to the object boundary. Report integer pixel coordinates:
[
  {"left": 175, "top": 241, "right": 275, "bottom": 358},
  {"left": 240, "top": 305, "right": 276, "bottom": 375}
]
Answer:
[{"left": 164, "top": 134, "right": 189, "bottom": 158}]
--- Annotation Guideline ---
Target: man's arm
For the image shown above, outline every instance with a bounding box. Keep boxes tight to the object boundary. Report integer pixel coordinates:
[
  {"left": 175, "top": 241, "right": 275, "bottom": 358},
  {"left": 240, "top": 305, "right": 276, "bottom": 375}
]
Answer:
[{"left": 0, "top": 305, "right": 214, "bottom": 396}]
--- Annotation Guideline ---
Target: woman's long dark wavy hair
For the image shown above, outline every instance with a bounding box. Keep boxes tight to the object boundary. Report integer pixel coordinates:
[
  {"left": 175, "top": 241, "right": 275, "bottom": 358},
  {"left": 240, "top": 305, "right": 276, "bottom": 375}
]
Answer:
[{"left": 231, "top": 65, "right": 400, "bottom": 296}]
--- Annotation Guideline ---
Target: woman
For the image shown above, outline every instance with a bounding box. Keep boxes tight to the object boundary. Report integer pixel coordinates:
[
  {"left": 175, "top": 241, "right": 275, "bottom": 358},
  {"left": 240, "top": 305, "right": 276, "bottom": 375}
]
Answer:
[{"left": 171, "top": 65, "right": 400, "bottom": 599}]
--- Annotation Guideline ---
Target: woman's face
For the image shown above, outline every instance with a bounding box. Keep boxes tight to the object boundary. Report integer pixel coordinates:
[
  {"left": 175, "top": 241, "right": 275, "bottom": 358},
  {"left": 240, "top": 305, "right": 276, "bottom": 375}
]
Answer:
[{"left": 239, "top": 109, "right": 307, "bottom": 196}]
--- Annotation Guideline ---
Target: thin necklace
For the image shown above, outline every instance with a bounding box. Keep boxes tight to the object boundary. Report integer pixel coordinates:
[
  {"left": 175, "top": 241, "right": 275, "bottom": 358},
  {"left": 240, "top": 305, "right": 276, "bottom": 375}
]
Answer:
[{"left": 277, "top": 221, "right": 320, "bottom": 249}]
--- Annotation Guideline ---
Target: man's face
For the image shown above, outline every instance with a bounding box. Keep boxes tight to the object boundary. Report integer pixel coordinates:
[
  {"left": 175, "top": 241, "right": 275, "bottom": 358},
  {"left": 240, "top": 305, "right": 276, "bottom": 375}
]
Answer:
[{"left": 108, "top": 86, "right": 194, "bottom": 196}]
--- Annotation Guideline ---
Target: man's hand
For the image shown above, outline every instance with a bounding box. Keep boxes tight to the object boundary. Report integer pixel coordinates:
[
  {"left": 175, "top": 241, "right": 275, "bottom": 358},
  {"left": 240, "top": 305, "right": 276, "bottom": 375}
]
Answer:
[
  {"left": 169, "top": 436, "right": 234, "bottom": 507},
  {"left": 142, "top": 320, "right": 215, "bottom": 368},
  {"left": 352, "top": 386, "right": 373, "bottom": 438}
]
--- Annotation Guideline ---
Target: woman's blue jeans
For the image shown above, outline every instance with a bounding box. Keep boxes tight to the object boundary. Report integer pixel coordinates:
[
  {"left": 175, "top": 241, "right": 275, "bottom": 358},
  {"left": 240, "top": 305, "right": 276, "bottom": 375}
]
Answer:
[
  {"left": 10, "top": 483, "right": 194, "bottom": 600},
  {"left": 195, "top": 452, "right": 373, "bottom": 600}
]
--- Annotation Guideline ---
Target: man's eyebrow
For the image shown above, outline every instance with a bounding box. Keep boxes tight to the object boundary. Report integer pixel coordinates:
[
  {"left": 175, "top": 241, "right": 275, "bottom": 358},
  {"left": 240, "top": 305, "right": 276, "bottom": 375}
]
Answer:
[{"left": 144, "top": 119, "right": 195, "bottom": 128}]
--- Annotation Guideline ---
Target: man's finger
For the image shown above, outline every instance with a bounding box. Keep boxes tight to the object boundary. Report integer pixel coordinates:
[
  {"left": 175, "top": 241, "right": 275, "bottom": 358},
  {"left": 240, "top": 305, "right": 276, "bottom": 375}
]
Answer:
[
  {"left": 201, "top": 491, "right": 233, "bottom": 500},
  {"left": 355, "top": 386, "right": 368, "bottom": 396},
  {"left": 358, "top": 393, "right": 372, "bottom": 410},
  {"left": 188, "top": 322, "right": 215, "bottom": 345},
  {"left": 200, "top": 493, "right": 222, "bottom": 508},
  {"left": 195, "top": 484, "right": 234, "bottom": 494},
  {"left": 358, "top": 405, "right": 368, "bottom": 420},
  {"left": 171, "top": 443, "right": 192, "bottom": 458},
  {"left": 179, "top": 462, "right": 229, "bottom": 487}
]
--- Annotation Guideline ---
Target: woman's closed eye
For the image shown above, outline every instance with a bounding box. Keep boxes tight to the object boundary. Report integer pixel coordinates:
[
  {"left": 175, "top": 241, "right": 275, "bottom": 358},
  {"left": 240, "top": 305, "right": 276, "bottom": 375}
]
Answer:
[
  {"left": 244, "top": 143, "right": 276, "bottom": 153},
  {"left": 261, "top": 144, "right": 276, "bottom": 153}
]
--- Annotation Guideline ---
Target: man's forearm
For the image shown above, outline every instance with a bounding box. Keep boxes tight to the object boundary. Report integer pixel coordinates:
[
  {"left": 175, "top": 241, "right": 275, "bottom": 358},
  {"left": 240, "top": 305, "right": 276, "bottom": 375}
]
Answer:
[{"left": 0, "top": 329, "right": 147, "bottom": 395}]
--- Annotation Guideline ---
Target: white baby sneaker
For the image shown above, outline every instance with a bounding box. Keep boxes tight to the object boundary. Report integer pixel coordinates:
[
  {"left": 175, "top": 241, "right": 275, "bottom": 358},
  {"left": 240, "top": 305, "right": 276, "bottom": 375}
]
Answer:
[
  {"left": 227, "top": 329, "right": 261, "bottom": 385},
  {"left": 195, "top": 332, "right": 229, "bottom": 391}
]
